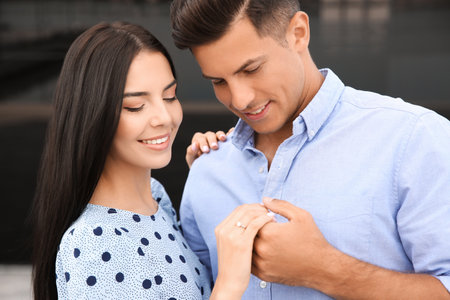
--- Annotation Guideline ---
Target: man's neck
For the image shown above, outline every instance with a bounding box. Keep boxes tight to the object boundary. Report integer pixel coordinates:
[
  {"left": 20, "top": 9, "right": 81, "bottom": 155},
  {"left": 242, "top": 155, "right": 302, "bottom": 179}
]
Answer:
[
  {"left": 254, "top": 66, "right": 325, "bottom": 168},
  {"left": 254, "top": 125, "right": 292, "bottom": 168}
]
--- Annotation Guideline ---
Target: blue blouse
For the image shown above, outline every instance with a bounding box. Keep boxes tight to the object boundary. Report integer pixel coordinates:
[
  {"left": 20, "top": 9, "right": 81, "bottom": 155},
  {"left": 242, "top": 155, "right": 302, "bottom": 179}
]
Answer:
[{"left": 56, "top": 178, "right": 211, "bottom": 299}]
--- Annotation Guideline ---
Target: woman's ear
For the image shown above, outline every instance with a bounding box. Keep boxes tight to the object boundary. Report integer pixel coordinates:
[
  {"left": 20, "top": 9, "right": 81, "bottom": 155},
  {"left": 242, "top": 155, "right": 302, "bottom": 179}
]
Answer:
[{"left": 286, "top": 11, "right": 310, "bottom": 53}]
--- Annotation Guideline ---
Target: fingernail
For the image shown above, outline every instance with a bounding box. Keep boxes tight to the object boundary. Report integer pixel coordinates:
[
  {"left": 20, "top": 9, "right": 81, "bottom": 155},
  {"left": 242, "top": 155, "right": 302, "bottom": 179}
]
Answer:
[
  {"left": 191, "top": 143, "right": 198, "bottom": 152},
  {"left": 201, "top": 145, "right": 209, "bottom": 152},
  {"left": 211, "top": 142, "right": 218, "bottom": 148},
  {"left": 219, "top": 134, "right": 226, "bottom": 141},
  {"left": 263, "top": 197, "right": 273, "bottom": 203}
]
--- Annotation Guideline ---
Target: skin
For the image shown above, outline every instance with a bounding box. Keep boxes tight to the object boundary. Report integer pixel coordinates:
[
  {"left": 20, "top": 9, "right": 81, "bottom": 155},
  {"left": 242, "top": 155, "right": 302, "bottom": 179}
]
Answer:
[
  {"left": 88, "top": 50, "right": 271, "bottom": 299},
  {"left": 192, "top": 13, "right": 323, "bottom": 166},
  {"left": 90, "top": 50, "right": 182, "bottom": 215},
  {"left": 189, "top": 11, "right": 450, "bottom": 300}
]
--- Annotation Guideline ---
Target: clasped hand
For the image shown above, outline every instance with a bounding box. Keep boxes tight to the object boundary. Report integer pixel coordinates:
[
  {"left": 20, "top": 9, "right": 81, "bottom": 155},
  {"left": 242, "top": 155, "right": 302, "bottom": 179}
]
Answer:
[
  {"left": 251, "top": 197, "right": 334, "bottom": 288},
  {"left": 214, "top": 197, "right": 334, "bottom": 297}
]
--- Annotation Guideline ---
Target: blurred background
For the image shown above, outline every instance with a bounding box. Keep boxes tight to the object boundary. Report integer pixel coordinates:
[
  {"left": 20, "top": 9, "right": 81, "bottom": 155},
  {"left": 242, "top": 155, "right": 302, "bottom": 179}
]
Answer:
[{"left": 1, "top": 0, "right": 449, "bottom": 298}]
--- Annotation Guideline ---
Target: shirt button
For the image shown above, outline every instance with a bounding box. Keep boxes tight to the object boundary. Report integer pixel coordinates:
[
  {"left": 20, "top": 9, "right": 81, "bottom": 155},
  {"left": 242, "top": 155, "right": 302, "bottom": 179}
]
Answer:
[
  {"left": 259, "top": 280, "right": 267, "bottom": 289},
  {"left": 258, "top": 167, "right": 264, "bottom": 173}
]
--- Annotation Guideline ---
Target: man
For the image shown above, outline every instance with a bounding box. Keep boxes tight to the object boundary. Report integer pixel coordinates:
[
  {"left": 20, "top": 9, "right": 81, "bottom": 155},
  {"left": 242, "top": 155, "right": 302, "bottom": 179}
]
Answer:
[{"left": 170, "top": 0, "right": 450, "bottom": 298}]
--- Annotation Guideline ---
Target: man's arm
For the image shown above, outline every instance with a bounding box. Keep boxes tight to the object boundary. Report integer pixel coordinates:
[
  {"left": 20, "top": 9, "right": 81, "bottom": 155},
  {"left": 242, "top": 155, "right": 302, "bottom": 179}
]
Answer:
[
  {"left": 180, "top": 182, "right": 213, "bottom": 279},
  {"left": 252, "top": 197, "right": 450, "bottom": 299}
]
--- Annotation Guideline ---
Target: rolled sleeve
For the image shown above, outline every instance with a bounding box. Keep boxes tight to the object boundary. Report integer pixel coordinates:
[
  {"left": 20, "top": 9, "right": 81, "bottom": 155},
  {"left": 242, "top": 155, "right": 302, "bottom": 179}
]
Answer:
[{"left": 396, "top": 112, "right": 450, "bottom": 292}]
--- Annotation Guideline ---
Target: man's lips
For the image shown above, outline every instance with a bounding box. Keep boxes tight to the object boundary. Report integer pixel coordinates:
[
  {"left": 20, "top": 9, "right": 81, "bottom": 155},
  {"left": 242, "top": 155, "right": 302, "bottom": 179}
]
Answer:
[{"left": 244, "top": 102, "right": 270, "bottom": 120}]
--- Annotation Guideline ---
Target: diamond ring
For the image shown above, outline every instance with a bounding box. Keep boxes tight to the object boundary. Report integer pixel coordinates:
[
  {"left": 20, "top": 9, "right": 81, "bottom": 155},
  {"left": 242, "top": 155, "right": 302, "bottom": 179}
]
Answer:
[{"left": 236, "top": 221, "right": 247, "bottom": 229}]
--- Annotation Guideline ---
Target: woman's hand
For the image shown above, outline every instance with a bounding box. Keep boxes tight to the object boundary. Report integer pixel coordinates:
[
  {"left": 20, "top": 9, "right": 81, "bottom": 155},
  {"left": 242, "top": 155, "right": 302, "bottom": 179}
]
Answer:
[
  {"left": 185, "top": 128, "right": 234, "bottom": 168},
  {"left": 211, "top": 204, "right": 275, "bottom": 300}
]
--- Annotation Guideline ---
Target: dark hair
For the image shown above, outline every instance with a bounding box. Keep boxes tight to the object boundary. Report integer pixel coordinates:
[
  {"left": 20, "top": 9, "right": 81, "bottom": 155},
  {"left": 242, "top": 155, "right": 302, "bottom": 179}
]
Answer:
[
  {"left": 31, "top": 22, "right": 175, "bottom": 300},
  {"left": 170, "top": 0, "right": 300, "bottom": 49}
]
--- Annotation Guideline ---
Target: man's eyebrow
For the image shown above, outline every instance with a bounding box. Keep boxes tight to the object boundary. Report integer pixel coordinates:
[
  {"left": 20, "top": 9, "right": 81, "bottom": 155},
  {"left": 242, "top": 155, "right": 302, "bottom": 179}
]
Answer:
[
  {"left": 123, "top": 79, "right": 177, "bottom": 97},
  {"left": 202, "top": 55, "right": 266, "bottom": 80}
]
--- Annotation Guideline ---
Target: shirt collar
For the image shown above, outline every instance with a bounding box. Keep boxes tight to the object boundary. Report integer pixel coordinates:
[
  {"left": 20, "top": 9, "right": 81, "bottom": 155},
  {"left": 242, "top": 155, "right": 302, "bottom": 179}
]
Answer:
[
  {"left": 299, "top": 68, "right": 345, "bottom": 140},
  {"left": 232, "top": 68, "right": 345, "bottom": 150}
]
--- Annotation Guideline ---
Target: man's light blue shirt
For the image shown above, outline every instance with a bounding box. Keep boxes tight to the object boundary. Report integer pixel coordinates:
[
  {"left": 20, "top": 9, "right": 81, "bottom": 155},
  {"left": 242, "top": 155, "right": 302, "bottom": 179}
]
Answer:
[{"left": 181, "top": 69, "right": 450, "bottom": 299}]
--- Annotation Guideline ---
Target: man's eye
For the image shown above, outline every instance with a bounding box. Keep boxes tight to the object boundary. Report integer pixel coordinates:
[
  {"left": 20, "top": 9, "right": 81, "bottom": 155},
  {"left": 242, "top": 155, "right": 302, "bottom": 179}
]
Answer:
[
  {"left": 212, "top": 79, "right": 225, "bottom": 86},
  {"left": 124, "top": 104, "right": 144, "bottom": 112},
  {"left": 245, "top": 65, "right": 260, "bottom": 74}
]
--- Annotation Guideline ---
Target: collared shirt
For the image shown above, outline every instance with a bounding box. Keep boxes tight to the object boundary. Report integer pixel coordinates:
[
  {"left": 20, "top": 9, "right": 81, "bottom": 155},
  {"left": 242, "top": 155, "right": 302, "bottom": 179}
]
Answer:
[{"left": 180, "top": 69, "right": 450, "bottom": 299}]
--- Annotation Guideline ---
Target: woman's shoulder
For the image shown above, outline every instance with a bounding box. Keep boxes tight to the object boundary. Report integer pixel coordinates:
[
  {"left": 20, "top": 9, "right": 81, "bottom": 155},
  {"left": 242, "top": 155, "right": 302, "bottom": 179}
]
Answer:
[
  {"left": 58, "top": 206, "right": 135, "bottom": 253},
  {"left": 150, "top": 177, "right": 170, "bottom": 202},
  {"left": 151, "top": 178, "right": 178, "bottom": 221}
]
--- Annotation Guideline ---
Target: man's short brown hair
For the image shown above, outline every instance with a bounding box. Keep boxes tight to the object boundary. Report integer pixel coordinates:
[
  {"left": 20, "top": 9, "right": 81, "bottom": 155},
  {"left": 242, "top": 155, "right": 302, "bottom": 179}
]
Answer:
[{"left": 170, "top": 0, "right": 301, "bottom": 49}]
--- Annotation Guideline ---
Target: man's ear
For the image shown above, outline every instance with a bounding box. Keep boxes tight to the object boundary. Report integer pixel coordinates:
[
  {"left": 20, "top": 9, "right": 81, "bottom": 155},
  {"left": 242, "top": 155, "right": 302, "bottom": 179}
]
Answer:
[{"left": 286, "top": 11, "right": 310, "bottom": 52}]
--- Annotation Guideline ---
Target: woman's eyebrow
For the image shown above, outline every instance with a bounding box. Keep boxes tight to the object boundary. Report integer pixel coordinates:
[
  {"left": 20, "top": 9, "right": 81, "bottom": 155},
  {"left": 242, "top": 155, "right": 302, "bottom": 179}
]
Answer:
[
  {"left": 163, "top": 79, "right": 177, "bottom": 91},
  {"left": 123, "top": 91, "right": 149, "bottom": 98},
  {"left": 123, "top": 79, "right": 176, "bottom": 98}
]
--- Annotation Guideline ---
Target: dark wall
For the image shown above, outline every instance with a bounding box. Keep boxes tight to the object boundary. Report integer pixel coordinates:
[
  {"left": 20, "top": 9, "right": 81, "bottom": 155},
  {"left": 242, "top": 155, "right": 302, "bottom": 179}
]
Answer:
[{"left": 1, "top": 0, "right": 449, "bottom": 264}]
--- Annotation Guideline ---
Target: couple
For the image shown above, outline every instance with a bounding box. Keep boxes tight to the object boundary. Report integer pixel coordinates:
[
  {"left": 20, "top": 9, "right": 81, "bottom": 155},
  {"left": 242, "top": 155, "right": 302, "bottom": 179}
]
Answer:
[{"left": 32, "top": 0, "right": 450, "bottom": 299}]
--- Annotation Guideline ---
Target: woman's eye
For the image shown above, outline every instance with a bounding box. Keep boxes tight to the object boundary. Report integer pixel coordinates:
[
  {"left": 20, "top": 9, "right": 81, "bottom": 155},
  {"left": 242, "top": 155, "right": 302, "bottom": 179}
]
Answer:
[
  {"left": 124, "top": 104, "right": 144, "bottom": 112},
  {"left": 163, "top": 96, "right": 178, "bottom": 102}
]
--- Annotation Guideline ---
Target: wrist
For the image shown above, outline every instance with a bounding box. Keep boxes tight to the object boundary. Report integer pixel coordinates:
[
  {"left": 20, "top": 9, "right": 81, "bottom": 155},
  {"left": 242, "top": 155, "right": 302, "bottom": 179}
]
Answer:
[
  {"left": 304, "top": 245, "right": 351, "bottom": 295},
  {"left": 210, "top": 276, "right": 246, "bottom": 300}
]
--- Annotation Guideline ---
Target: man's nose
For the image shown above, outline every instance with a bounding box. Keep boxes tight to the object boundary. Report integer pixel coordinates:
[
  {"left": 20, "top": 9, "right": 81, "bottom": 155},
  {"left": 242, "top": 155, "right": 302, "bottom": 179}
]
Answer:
[{"left": 229, "top": 81, "right": 255, "bottom": 111}]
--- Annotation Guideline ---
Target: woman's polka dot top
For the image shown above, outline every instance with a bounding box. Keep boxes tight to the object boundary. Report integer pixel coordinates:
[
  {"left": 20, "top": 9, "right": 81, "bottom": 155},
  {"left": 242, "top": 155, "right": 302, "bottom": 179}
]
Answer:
[{"left": 56, "top": 178, "right": 211, "bottom": 299}]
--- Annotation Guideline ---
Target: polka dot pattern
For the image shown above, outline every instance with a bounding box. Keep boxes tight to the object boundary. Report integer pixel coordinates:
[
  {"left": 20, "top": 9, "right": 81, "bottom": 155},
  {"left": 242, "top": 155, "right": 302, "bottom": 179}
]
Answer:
[
  {"left": 142, "top": 279, "right": 151, "bottom": 289},
  {"left": 116, "top": 272, "right": 124, "bottom": 283},
  {"left": 86, "top": 276, "right": 96, "bottom": 286},
  {"left": 55, "top": 178, "right": 211, "bottom": 299},
  {"left": 102, "top": 252, "right": 111, "bottom": 262},
  {"left": 93, "top": 227, "right": 102, "bottom": 236}
]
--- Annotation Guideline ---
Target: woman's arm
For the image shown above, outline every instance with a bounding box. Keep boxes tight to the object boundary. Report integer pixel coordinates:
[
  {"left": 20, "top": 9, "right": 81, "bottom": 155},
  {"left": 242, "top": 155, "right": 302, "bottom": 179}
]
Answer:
[{"left": 210, "top": 204, "right": 275, "bottom": 300}]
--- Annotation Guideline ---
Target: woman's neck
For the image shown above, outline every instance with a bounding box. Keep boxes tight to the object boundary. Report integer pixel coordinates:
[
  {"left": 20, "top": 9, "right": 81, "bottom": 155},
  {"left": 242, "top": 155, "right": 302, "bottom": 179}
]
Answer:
[{"left": 90, "top": 158, "right": 158, "bottom": 216}]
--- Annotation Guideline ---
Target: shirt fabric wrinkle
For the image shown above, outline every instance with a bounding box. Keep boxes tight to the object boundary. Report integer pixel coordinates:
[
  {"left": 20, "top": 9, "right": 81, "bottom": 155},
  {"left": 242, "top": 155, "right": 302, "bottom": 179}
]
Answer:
[{"left": 181, "top": 68, "right": 450, "bottom": 299}]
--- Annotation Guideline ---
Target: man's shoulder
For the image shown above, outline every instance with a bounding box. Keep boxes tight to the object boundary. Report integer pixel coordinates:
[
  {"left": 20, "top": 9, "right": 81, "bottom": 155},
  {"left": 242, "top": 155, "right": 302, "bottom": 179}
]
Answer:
[
  {"left": 190, "top": 137, "right": 241, "bottom": 170},
  {"left": 341, "top": 86, "right": 433, "bottom": 117}
]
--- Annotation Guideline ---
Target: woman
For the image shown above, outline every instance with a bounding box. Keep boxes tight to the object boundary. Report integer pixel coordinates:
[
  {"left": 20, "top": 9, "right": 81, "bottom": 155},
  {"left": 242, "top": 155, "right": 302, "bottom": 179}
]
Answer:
[{"left": 32, "top": 22, "right": 273, "bottom": 299}]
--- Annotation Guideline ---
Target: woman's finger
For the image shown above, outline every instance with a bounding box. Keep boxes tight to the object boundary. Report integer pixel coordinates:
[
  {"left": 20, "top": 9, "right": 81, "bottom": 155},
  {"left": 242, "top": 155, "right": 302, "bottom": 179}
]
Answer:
[
  {"left": 217, "top": 204, "right": 269, "bottom": 230},
  {"left": 191, "top": 132, "right": 211, "bottom": 153},
  {"left": 185, "top": 144, "right": 198, "bottom": 168},
  {"left": 205, "top": 131, "right": 219, "bottom": 150},
  {"left": 243, "top": 212, "right": 275, "bottom": 239},
  {"left": 216, "top": 130, "right": 227, "bottom": 142}
]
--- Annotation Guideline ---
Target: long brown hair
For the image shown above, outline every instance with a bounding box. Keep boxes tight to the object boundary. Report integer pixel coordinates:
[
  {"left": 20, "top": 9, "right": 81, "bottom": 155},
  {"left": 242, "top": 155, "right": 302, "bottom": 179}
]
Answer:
[{"left": 31, "top": 22, "right": 176, "bottom": 300}]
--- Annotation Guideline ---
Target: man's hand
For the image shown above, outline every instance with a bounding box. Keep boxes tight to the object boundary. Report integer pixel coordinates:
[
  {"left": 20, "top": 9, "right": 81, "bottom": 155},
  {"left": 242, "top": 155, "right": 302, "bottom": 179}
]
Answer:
[
  {"left": 252, "top": 197, "right": 450, "bottom": 299},
  {"left": 252, "top": 197, "right": 335, "bottom": 287}
]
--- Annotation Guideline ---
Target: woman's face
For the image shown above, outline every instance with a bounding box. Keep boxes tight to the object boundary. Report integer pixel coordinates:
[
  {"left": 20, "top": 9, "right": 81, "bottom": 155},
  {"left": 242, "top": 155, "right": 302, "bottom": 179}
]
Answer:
[{"left": 108, "top": 50, "right": 182, "bottom": 171}]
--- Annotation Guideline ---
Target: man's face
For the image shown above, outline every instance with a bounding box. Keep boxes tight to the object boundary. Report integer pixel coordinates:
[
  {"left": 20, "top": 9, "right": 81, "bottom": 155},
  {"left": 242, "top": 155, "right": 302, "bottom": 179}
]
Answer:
[{"left": 192, "top": 17, "right": 307, "bottom": 135}]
